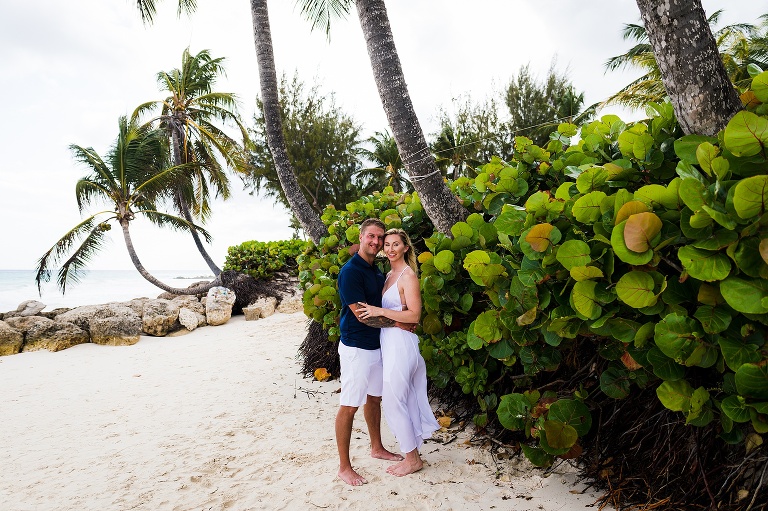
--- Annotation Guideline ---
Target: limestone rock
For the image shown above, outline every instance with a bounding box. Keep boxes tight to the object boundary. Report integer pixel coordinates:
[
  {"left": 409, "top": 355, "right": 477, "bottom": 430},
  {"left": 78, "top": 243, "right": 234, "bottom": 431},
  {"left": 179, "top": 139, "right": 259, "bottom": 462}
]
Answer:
[
  {"left": 40, "top": 308, "right": 71, "bottom": 320},
  {"left": 142, "top": 299, "right": 180, "bottom": 336},
  {"left": 205, "top": 286, "right": 236, "bottom": 326},
  {"left": 242, "top": 305, "right": 263, "bottom": 321},
  {"left": 4, "top": 315, "right": 51, "bottom": 334},
  {"left": 57, "top": 303, "right": 141, "bottom": 346},
  {"left": 25, "top": 320, "right": 89, "bottom": 352},
  {"left": 250, "top": 296, "right": 277, "bottom": 318},
  {"left": 277, "top": 296, "right": 303, "bottom": 314},
  {"left": 14, "top": 300, "right": 47, "bottom": 317},
  {"left": 120, "top": 298, "right": 150, "bottom": 317},
  {"left": 0, "top": 321, "right": 24, "bottom": 356},
  {"left": 178, "top": 307, "right": 203, "bottom": 331}
]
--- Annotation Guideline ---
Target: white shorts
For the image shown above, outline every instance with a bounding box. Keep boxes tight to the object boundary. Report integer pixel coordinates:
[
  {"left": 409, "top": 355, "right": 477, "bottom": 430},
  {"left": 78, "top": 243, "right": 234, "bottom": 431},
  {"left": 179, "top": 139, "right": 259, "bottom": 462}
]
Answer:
[{"left": 338, "top": 341, "right": 383, "bottom": 407}]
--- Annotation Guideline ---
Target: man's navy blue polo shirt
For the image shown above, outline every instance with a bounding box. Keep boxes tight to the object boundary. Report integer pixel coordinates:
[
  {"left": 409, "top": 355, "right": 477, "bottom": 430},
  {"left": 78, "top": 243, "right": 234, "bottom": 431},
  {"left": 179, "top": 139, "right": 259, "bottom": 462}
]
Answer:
[{"left": 338, "top": 252, "right": 385, "bottom": 350}]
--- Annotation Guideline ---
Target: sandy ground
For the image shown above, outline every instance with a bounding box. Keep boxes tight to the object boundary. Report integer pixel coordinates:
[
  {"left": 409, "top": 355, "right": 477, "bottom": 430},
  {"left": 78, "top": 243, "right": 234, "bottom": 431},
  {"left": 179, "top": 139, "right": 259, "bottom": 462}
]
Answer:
[{"left": 0, "top": 312, "right": 607, "bottom": 511}]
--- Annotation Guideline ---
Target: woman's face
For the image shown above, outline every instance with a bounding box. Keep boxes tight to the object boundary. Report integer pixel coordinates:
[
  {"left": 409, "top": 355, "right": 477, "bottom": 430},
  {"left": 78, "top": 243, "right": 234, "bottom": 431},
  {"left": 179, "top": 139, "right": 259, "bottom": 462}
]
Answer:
[{"left": 383, "top": 234, "right": 408, "bottom": 262}]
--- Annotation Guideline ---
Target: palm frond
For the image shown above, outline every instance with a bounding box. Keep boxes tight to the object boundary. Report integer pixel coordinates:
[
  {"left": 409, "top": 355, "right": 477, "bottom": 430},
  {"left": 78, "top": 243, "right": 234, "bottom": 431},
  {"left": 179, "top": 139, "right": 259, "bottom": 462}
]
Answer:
[
  {"left": 295, "top": 0, "right": 351, "bottom": 38},
  {"left": 139, "top": 209, "right": 212, "bottom": 242},
  {"left": 35, "top": 214, "right": 113, "bottom": 293}
]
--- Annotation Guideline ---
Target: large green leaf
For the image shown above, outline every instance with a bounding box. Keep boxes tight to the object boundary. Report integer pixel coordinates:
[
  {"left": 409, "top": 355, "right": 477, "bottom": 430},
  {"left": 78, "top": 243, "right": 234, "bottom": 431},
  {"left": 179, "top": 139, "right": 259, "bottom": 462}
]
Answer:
[
  {"left": 576, "top": 167, "right": 609, "bottom": 193},
  {"left": 693, "top": 306, "right": 731, "bottom": 334},
  {"left": 542, "top": 421, "right": 578, "bottom": 450},
  {"left": 463, "top": 250, "right": 506, "bottom": 286},
  {"left": 656, "top": 379, "right": 694, "bottom": 412},
  {"left": 677, "top": 246, "right": 731, "bottom": 282},
  {"left": 572, "top": 191, "right": 607, "bottom": 223},
  {"left": 654, "top": 313, "right": 700, "bottom": 362},
  {"left": 497, "top": 393, "right": 529, "bottom": 431},
  {"left": 615, "top": 200, "right": 649, "bottom": 225},
  {"left": 494, "top": 208, "right": 528, "bottom": 236},
  {"left": 525, "top": 223, "right": 558, "bottom": 252},
  {"left": 600, "top": 366, "right": 631, "bottom": 399},
  {"left": 547, "top": 399, "right": 592, "bottom": 436},
  {"left": 474, "top": 310, "right": 502, "bottom": 343},
  {"left": 570, "top": 281, "right": 602, "bottom": 320},
  {"left": 735, "top": 363, "right": 768, "bottom": 400},
  {"left": 717, "top": 337, "right": 761, "bottom": 372},
  {"left": 720, "top": 277, "right": 768, "bottom": 314},
  {"left": 646, "top": 347, "right": 685, "bottom": 381},
  {"left": 674, "top": 135, "right": 719, "bottom": 164},
  {"left": 635, "top": 184, "right": 679, "bottom": 209},
  {"left": 520, "top": 444, "right": 555, "bottom": 467},
  {"left": 720, "top": 395, "right": 753, "bottom": 423},
  {"left": 616, "top": 271, "right": 658, "bottom": 308},
  {"left": 570, "top": 265, "right": 604, "bottom": 281},
  {"left": 433, "top": 250, "right": 455, "bottom": 274},
  {"left": 556, "top": 240, "right": 591, "bottom": 270},
  {"left": 723, "top": 110, "right": 768, "bottom": 157},
  {"left": 733, "top": 175, "right": 768, "bottom": 219}
]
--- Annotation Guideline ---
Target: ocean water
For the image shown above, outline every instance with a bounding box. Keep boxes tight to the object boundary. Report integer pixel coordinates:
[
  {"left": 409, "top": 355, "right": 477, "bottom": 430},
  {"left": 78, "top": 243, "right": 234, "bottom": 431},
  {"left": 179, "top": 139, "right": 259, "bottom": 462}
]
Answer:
[{"left": 0, "top": 270, "right": 215, "bottom": 313}]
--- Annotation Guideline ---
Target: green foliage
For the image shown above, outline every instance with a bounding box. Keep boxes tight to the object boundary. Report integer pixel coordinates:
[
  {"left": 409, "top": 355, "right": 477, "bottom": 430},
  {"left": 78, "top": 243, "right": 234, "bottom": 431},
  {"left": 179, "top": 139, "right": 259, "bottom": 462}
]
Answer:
[
  {"left": 300, "top": 72, "right": 768, "bottom": 469},
  {"left": 223, "top": 239, "right": 309, "bottom": 279},
  {"left": 297, "top": 186, "right": 433, "bottom": 342},
  {"left": 246, "top": 72, "right": 366, "bottom": 214}
]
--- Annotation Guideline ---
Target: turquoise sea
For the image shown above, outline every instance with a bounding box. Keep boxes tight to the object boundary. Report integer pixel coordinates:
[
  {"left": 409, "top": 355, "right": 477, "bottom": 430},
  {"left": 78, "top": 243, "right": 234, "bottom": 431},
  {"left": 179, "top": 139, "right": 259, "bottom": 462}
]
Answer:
[{"left": 0, "top": 270, "right": 215, "bottom": 313}]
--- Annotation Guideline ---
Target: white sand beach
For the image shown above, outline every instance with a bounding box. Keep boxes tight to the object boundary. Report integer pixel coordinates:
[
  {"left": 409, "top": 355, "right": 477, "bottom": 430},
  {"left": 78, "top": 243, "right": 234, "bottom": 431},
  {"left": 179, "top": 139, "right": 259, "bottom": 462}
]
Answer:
[{"left": 0, "top": 311, "right": 607, "bottom": 511}]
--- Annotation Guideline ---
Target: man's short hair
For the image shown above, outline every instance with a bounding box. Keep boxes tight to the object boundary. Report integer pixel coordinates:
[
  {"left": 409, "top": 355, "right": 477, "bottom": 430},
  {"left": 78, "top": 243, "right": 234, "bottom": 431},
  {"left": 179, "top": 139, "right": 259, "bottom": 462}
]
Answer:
[{"left": 360, "top": 218, "right": 385, "bottom": 234}]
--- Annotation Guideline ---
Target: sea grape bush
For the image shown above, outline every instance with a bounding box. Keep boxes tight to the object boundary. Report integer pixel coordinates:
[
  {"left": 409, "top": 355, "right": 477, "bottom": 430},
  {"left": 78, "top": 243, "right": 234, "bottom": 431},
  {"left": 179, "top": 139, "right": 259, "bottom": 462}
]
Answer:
[
  {"left": 299, "top": 71, "right": 768, "bottom": 468},
  {"left": 223, "top": 239, "right": 308, "bottom": 279}
]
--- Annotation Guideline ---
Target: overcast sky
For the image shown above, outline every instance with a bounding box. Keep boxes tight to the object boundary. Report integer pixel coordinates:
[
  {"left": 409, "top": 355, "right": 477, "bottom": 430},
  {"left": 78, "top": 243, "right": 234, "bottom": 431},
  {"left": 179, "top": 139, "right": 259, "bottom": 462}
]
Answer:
[{"left": 0, "top": 0, "right": 763, "bottom": 271}]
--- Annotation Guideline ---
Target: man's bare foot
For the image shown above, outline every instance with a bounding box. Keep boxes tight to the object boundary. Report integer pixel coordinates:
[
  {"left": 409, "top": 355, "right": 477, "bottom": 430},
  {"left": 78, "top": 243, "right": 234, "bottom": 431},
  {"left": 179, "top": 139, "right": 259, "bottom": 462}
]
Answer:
[
  {"left": 338, "top": 467, "right": 368, "bottom": 486},
  {"left": 386, "top": 457, "right": 423, "bottom": 476},
  {"left": 371, "top": 447, "right": 403, "bottom": 461}
]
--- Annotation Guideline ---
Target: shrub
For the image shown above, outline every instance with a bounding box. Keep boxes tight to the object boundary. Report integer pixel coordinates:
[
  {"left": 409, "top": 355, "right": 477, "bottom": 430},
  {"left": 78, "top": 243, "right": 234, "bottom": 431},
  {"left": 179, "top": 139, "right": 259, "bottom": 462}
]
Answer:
[{"left": 224, "top": 239, "right": 309, "bottom": 280}]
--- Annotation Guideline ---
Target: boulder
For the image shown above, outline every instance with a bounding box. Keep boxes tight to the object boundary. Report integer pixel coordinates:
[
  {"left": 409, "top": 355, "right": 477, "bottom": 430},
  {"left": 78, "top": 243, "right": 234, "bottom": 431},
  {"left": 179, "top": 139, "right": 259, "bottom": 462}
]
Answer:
[
  {"left": 172, "top": 295, "right": 205, "bottom": 316},
  {"left": 277, "top": 296, "right": 303, "bottom": 314},
  {"left": 242, "top": 305, "right": 263, "bottom": 321},
  {"left": 142, "top": 299, "right": 180, "bottom": 336},
  {"left": 0, "top": 321, "right": 24, "bottom": 356},
  {"left": 205, "top": 286, "right": 236, "bottom": 326},
  {"left": 4, "top": 315, "right": 51, "bottom": 334},
  {"left": 57, "top": 304, "right": 141, "bottom": 346},
  {"left": 249, "top": 296, "right": 277, "bottom": 318},
  {"left": 178, "top": 307, "right": 204, "bottom": 331},
  {"left": 25, "top": 320, "right": 89, "bottom": 352},
  {"left": 14, "top": 300, "right": 47, "bottom": 317},
  {"left": 120, "top": 298, "right": 150, "bottom": 317}
]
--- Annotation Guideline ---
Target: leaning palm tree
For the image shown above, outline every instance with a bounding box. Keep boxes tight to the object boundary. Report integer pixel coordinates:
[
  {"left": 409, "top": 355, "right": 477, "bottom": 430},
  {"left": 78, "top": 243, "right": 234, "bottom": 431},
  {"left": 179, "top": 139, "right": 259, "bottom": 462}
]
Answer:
[
  {"left": 132, "top": 48, "right": 251, "bottom": 275},
  {"left": 299, "top": 0, "right": 468, "bottom": 233},
  {"left": 430, "top": 124, "right": 481, "bottom": 181},
  {"left": 132, "top": 0, "right": 327, "bottom": 244},
  {"left": 356, "top": 130, "right": 410, "bottom": 193},
  {"left": 36, "top": 117, "right": 218, "bottom": 296},
  {"left": 605, "top": 9, "right": 763, "bottom": 110}
]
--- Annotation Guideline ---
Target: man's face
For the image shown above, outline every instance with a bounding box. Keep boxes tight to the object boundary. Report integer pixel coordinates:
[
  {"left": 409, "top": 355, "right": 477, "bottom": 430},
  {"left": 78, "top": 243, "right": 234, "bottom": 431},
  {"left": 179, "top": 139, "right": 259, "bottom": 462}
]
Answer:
[{"left": 359, "top": 225, "right": 385, "bottom": 259}]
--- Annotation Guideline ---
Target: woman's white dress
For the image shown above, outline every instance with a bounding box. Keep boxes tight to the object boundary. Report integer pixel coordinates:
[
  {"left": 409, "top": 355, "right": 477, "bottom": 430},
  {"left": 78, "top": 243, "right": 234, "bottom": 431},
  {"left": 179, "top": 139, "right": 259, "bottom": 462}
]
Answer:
[{"left": 380, "top": 270, "right": 440, "bottom": 454}]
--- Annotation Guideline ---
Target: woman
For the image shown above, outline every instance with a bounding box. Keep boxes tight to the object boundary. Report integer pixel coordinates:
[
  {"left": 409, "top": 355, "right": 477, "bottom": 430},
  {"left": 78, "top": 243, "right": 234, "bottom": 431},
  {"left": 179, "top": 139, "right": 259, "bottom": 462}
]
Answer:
[{"left": 357, "top": 228, "right": 440, "bottom": 476}]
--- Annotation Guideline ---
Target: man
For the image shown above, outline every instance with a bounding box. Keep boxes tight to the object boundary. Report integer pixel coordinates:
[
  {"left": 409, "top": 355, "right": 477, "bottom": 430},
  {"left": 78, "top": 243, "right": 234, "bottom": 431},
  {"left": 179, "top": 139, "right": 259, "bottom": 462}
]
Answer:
[{"left": 335, "top": 218, "right": 408, "bottom": 486}]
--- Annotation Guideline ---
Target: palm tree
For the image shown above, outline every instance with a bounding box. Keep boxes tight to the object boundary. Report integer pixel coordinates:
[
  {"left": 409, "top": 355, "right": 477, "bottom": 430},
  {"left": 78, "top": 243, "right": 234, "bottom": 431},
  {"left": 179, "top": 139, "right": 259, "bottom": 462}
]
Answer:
[
  {"left": 36, "top": 117, "right": 218, "bottom": 296},
  {"left": 356, "top": 130, "right": 410, "bottom": 193},
  {"left": 609, "top": 4, "right": 759, "bottom": 133},
  {"left": 132, "top": 48, "right": 250, "bottom": 275},
  {"left": 298, "top": 0, "right": 468, "bottom": 234},
  {"left": 430, "top": 124, "right": 480, "bottom": 181},
  {"left": 131, "top": 0, "right": 327, "bottom": 244}
]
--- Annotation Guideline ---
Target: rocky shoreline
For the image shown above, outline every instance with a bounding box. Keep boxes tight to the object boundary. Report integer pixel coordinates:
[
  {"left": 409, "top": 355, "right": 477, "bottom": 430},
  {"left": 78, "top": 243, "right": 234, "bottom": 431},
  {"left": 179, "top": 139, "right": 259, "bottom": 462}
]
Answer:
[{"left": 0, "top": 285, "right": 303, "bottom": 357}]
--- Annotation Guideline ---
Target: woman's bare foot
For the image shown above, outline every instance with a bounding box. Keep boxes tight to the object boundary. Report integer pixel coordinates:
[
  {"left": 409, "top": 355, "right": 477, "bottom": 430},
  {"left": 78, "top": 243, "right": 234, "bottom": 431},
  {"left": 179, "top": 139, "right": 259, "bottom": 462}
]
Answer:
[
  {"left": 371, "top": 447, "right": 403, "bottom": 461},
  {"left": 338, "top": 467, "right": 368, "bottom": 486},
  {"left": 386, "top": 456, "right": 423, "bottom": 476}
]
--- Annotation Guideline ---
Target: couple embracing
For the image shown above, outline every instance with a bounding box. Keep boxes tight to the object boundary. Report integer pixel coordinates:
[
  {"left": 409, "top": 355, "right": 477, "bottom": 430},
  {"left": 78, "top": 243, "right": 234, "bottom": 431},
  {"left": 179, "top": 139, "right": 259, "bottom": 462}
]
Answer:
[{"left": 335, "top": 218, "right": 440, "bottom": 486}]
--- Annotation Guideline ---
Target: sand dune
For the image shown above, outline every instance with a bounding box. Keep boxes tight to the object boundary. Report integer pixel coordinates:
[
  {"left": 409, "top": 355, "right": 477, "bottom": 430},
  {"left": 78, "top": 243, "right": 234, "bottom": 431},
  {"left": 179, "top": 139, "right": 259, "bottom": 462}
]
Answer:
[{"left": 0, "top": 312, "right": 606, "bottom": 510}]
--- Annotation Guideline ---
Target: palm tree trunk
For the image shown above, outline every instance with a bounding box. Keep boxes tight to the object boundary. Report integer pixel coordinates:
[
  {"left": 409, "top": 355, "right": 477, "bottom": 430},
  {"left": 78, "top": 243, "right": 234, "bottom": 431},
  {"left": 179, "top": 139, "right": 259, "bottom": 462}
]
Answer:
[
  {"left": 635, "top": 0, "right": 742, "bottom": 135},
  {"left": 250, "top": 0, "right": 327, "bottom": 244},
  {"left": 170, "top": 128, "right": 223, "bottom": 275},
  {"left": 355, "top": 0, "right": 467, "bottom": 234},
  {"left": 120, "top": 219, "right": 219, "bottom": 295},
  {"left": 177, "top": 190, "right": 222, "bottom": 275}
]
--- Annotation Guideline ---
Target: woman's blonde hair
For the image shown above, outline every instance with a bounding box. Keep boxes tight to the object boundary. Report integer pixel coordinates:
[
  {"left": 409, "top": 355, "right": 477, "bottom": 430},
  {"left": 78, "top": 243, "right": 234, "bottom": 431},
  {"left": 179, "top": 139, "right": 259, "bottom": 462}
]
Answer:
[{"left": 384, "top": 228, "right": 418, "bottom": 275}]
